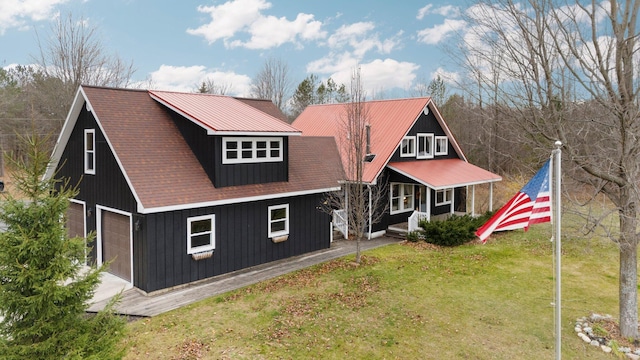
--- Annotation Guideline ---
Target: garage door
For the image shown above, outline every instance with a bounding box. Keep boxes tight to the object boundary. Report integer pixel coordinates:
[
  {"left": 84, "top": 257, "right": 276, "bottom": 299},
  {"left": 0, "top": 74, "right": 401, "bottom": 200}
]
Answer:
[
  {"left": 67, "top": 202, "right": 85, "bottom": 239},
  {"left": 101, "top": 210, "right": 132, "bottom": 282}
]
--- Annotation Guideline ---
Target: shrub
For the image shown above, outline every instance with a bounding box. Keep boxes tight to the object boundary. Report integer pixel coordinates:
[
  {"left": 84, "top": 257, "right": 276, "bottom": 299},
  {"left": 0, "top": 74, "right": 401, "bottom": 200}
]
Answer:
[
  {"left": 416, "top": 211, "right": 496, "bottom": 247},
  {"left": 406, "top": 231, "right": 421, "bottom": 242}
]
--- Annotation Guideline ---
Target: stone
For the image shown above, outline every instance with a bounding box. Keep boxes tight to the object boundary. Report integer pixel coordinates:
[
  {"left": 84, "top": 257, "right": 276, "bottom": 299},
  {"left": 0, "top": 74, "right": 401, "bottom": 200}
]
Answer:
[
  {"left": 579, "top": 333, "right": 591, "bottom": 343},
  {"left": 601, "top": 345, "right": 612, "bottom": 353},
  {"left": 590, "top": 340, "right": 600, "bottom": 347},
  {"left": 626, "top": 353, "right": 639, "bottom": 360},
  {"left": 574, "top": 326, "right": 581, "bottom": 333}
]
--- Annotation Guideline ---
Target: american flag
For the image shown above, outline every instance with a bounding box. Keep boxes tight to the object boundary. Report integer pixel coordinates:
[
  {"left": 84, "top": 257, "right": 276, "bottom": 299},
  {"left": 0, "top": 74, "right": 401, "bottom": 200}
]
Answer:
[{"left": 476, "top": 160, "right": 552, "bottom": 243}]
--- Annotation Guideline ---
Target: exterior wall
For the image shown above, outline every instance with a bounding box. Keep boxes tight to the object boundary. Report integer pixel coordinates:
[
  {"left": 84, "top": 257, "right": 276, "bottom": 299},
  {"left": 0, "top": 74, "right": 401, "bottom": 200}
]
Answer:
[
  {"left": 168, "top": 109, "right": 288, "bottom": 187},
  {"left": 388, "top": 110, "right": 458, "bottom": 162},
  {"left": 139, "top": 193, "right": 331, "bottom": 292},
  {"left": 55, "top": 106, "right": 139, "bottom": 278}
]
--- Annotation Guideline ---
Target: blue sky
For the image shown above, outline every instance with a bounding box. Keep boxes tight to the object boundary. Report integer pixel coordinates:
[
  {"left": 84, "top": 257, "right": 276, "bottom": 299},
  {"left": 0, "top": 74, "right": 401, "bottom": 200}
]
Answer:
[{"left": 0, "top": 0, "right": 467, "bottom": 97}]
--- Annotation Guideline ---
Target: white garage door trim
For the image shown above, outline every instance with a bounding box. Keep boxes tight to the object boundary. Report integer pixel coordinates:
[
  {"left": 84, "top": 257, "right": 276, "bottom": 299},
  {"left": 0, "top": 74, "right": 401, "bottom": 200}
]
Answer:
[{"left": 96, "top": 205, "right": 133, "bottom": 284}]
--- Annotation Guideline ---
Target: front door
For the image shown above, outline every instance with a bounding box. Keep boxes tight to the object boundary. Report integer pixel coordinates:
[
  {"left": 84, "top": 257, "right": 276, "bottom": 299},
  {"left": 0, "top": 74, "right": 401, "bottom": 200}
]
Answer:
[{"left": 418, "top": 185, "right": 428, "bottom": 212}]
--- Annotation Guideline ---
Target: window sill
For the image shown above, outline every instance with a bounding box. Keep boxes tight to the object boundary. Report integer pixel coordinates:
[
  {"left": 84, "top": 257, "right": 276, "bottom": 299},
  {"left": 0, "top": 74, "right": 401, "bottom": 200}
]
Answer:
[
  {"left": 271, "top": 234, "right": 289, "bottom": 243},
  {"left": 191, "top": 250, "right": 213, "bottom": 261}
]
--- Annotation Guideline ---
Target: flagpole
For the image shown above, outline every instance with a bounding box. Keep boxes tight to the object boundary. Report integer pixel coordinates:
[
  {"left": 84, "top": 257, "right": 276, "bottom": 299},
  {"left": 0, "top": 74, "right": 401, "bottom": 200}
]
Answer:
[{"left": 553, "top": 141, "right": 562, "bottom": 359}]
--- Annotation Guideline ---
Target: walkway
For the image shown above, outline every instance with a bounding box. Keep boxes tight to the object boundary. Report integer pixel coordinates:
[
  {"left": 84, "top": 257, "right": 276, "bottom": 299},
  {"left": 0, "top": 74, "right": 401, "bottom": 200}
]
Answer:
[{"left": 88, "top": 237, "right": 401, "bottom": 317}]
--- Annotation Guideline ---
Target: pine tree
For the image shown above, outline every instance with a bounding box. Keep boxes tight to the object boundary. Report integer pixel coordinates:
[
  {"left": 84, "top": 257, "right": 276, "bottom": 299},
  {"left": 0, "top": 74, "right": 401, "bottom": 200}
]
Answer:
[{"left": 0, "top": 134, "right": 126, "bottom": 359}]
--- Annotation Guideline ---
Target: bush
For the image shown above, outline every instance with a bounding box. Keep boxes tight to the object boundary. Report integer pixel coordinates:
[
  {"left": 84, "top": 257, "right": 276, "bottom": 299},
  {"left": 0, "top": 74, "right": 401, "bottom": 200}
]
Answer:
[
  {"left": 416, "top": 211, "right": 495, "bottom": 247},
  {"left": 406, "top": 231, "right": 421, "bottom": 242}
]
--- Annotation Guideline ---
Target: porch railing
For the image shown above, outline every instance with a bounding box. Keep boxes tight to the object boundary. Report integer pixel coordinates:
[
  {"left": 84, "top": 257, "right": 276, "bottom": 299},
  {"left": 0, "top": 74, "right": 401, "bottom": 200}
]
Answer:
[
  {"left": 332, "top": 209, "right": 348, "bottom": 239},
  {"left": 408, "top": 211, "right": 429, "bottom": 232}
]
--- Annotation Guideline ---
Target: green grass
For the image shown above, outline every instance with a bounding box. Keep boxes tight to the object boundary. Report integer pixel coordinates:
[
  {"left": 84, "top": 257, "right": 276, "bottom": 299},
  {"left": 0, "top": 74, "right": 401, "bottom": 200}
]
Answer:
[{"left": 123, "top": 226, "right": 620, "bottom": 359}]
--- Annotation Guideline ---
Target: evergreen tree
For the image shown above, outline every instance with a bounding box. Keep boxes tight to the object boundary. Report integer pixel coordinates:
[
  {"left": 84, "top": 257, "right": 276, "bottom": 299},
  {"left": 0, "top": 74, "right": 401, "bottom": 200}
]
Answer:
[{"left": 0, "top": 134, "right": 126, "bottom": 359}]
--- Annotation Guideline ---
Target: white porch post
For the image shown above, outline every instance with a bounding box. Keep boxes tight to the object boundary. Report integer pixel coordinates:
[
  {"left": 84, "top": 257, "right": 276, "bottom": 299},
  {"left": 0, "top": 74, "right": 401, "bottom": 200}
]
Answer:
[
  {"left": 426, "top": 187, "right": 431, "bottom": 221},
  {"left": 450, "top": 188, "right": 455, "bottom": 214},
  {"left": 489, "top": 183, "right": 494, "bottom": 211},
  {"left": 471, "top": 185, "right": 476, "bottom": 217}
]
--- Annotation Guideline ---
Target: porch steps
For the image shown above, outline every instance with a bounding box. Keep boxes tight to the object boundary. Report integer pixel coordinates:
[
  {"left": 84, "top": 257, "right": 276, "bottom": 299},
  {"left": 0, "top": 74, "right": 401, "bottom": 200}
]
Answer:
[{"left": 385, "top": 225, "right": 408, "bottom": 240}]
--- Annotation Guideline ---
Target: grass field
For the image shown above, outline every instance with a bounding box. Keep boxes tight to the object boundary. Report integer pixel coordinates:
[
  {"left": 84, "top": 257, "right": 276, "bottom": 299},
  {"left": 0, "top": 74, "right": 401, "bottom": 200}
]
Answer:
[{"left": 122, "top": 224, "right": 621, "bottom": 359}]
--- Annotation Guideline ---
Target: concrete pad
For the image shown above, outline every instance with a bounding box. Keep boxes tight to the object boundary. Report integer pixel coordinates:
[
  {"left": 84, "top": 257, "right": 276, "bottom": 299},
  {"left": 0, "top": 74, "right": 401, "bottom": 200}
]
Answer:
[{"left": 91, "top": 271, "right": 132, "bottom": 305}]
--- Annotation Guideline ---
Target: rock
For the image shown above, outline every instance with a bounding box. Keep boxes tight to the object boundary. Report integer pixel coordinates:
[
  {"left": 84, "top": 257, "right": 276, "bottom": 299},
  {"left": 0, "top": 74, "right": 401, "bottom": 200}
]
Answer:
[
  {"left": 626, "top": 353, "right": 639, "bottom": 360},
  {"left": 578, "top": 333, "right": 591, "bottom": 343},
  {"left": 620, "top": 346, "right": 632, "bottom": 353},
  {"left": 590, "top": 340, "right": 600, "bottom": 347},
  {"left": 601, "top": 345, "right": 612, "bottom": 353},
  {"left": 574, "top": 326, "right": 581, "bottom": 333},
  {"left": 583, "top": 326, "right": 593, "bottom": 335}
]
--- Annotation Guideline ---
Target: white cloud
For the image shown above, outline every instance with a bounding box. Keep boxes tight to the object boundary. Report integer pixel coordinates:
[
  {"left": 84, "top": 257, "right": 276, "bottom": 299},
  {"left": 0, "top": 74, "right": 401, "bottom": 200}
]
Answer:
[
  {"left": 324, "top": 58, "right": 419, "bottom": 96},
  {"left": 147, "top": 65, "right": 252, "bottom": 96},
  {"left": 0, "top": 0, "right": 68, "bottom": 35},
  {"left": 416, "top": 5, "right": 433, "bottom": 20},
  {"left": 326, "top": 22, "right": 400, "bottom": 57},
  {"left": 187, "top": 0, "right": 326, "bottom": 49},
  {"left": 417, "top": 19, "right": 466, "bottom": 45},
  {"left": 417, "top": 4, "right": 460, "bottom": 20}
]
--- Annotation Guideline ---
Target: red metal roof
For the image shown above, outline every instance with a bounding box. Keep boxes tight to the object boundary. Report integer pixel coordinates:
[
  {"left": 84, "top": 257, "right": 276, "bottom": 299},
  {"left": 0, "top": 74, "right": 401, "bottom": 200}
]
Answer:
[
  {"left": 292, "top": 97, "right": 467, "bottom": 184},
  {"left": 388, "top": 159, "right": 502, "bottom": 189},
  {"left": 149, "top": 90, "right": 300, "bottom": 135}
]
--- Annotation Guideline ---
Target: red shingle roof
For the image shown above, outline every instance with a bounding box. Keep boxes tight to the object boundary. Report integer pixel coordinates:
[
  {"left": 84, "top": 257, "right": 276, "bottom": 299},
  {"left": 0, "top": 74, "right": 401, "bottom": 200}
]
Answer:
[
  {"left": 292, "top": 98, "right": 467, "bottom": 184},
  {"left": 49, "top": 86, "right": 342, "bottom": 213}
]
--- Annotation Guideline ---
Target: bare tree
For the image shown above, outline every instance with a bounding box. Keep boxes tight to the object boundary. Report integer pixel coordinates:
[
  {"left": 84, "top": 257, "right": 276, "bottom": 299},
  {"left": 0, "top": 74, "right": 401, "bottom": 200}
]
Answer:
[
  {"left": 196, "top": 78, "right": 231, "bottom": 95},
  {"left": 32, "top": 12, "right": 135, "bottom": 118},
  {"left": 458, "top": 0, "right": 640, "bottom": 338},
  {"left": 325, "top": 68, "right": 387, "bottom": 263},
  {"left": 250, "top": 57, "right": 292, "bottom": 114}
]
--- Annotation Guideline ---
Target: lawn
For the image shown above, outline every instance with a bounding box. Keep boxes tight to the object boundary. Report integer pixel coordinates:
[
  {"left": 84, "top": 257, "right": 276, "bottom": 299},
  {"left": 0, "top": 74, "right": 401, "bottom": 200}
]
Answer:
[{"left": 123, "top": 226, "right": 619, "bottom": 359}]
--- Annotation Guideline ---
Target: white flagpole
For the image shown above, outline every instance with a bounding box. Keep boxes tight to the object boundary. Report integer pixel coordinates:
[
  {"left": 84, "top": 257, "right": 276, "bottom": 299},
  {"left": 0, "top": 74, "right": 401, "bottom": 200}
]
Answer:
[{"left": 553, "top": 141, "right": 562, "bottom": 359}]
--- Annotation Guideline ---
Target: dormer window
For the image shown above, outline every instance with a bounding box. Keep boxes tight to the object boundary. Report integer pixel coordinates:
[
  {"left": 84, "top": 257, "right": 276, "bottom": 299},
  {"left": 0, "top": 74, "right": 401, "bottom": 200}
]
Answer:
[
  {"left": 400, "top": 136, "right": 415, "bottom": 157},
  {"left": 417, "top": 133, "right": 434, "bottom": 159},
  {"left": 84, "top": 129, "right": 95, "bottom": 174},
  {"left": 435, "top": 136, "right": 448, "bottom": 155},
  {"left": 223, "top": 137, "right": 283, "bottom": 164}
]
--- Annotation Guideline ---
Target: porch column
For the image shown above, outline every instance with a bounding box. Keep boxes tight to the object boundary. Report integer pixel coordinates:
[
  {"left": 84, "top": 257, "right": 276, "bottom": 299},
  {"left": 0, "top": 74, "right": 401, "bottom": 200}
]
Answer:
[
  {"left": 450, "top": 188, "right": 455, "bottom": 214},
  {"left": 471, "top": 185, "right": 476, "bottom": 217},
  {"left": 489, "top": 183, "right": 494, "bottom": 211},
  {"left": 426, "top": 187, "right": 431, "bottom": 221}
]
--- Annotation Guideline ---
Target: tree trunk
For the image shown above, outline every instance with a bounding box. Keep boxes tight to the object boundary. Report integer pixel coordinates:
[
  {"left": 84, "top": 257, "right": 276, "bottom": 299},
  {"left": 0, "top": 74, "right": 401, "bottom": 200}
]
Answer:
[{"left": 619, "top": 206, "right": 638, "bottom": 339}]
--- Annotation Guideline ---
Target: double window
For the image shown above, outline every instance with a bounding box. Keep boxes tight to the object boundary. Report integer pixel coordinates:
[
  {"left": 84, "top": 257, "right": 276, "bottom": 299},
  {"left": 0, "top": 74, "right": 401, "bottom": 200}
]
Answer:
[
  {"left": 187, "top": 215, "right": 215, "bottom": 254},
  {"left": 268, "top": 204, "right": 289, "bottom": 238},
  {"left": 84, "top": 129, "right": 95, "bottom": 175},
  {"left": 435, "top": 189, "right": 453, "bottom": 206},
  {"left": 223, "top": 137, "right": 283, "bottom": 164},
  {"left": 417, "top": 133, "right": 434, "bottom": 159},
  {"left": 390, "top": 183, "right": 414, "bottom": 214}
]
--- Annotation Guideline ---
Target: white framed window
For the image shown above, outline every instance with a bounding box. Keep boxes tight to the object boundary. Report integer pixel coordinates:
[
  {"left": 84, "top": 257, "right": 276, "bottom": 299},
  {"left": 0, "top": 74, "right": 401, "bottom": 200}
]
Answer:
[
  {"left": 187, "top": 214, "right": 215, "bottom": 254},
  {"left": 435, "top": 136, "right": 448, "bottom": 156},
  {"left": 84, "top": 129, "right": 95, "bottom": 175},
  {"left": 223, "top": 137, "right": 283, "bottom": 164},
  {"left": 268, "top": 204, "right": 289, "bottom": 238},
  {"left": 435, "top": 189, "right": 453, "bottom": 206},
  {"left": 417, "top": 133, "right": 434, "bottom": 159},
  {"left": 390, "top": 183, "right": 415, "bottom": 214},
  {"left": 400, "top": 136, "right": 415, "bottom": 157}
]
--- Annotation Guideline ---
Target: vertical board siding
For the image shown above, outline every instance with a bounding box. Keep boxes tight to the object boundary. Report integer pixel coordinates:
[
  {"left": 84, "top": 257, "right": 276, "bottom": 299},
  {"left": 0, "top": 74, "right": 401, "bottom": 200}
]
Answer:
[
  {"left": 389, "top": 111, "right": 458, "bottom": 162},
  {"left": 56, "top": 106, "right": 139, "bottom": 282},
  {"left": 141, "top": 193, "right": 330, "bottom": 293}
]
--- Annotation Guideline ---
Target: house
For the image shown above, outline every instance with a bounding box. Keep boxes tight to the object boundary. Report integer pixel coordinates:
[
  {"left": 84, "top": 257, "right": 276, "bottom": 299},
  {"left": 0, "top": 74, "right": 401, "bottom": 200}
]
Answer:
[
  {"left": 292, "top": 97, "right": 502, "bottom": 237},
  {"left": 46, "top": 85, "right": 343, "bottom": 293}
]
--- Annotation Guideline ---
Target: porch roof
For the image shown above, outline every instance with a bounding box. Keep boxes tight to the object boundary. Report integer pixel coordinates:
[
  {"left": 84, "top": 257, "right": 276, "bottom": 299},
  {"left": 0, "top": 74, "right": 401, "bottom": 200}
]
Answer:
[{"left": 388, "top": 159, "right": 502, "bottom": 190}]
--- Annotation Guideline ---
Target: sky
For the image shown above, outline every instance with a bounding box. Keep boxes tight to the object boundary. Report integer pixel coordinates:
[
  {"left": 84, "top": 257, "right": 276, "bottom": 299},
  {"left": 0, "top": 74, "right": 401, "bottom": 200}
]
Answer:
[{"left": 0, "top": 0, "right": 469, "bottom": 98}]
